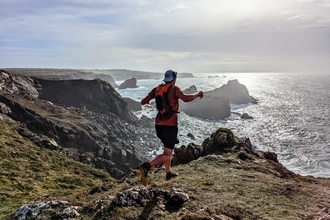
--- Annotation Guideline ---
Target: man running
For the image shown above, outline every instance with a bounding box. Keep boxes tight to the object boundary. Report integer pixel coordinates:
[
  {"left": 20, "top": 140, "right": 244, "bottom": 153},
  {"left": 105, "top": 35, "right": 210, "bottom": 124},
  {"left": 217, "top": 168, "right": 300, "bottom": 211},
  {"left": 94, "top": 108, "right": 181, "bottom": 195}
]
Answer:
[{"left": 138, "top": 69, "right": 203, "bottom": 186}]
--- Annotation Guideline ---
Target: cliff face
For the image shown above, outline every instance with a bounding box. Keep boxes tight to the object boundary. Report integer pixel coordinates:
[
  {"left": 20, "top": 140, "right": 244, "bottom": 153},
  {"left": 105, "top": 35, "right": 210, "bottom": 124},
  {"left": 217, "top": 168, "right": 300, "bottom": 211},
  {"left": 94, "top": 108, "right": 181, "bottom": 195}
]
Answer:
[
  {"left": 36, "top": 78, "right": 133, "bottom": 122},
  {"left": 0, "top": 70, "right": 160, "bottom": 179}
]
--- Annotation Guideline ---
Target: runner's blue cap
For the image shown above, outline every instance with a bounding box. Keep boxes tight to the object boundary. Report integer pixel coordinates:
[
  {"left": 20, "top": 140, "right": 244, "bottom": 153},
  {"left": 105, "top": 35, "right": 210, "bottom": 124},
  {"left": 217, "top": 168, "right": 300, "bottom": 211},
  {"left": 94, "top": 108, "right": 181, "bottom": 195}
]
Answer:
[{"left": 163, "top": 70, "right": 177, "bottom": 82}]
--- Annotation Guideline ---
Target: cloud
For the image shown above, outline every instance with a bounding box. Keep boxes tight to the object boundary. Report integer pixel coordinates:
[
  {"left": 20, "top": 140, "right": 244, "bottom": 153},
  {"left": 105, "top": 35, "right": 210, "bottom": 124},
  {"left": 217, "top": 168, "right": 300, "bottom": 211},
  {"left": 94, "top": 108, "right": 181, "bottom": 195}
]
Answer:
[{"left": 0, "top": 0, "right": 329, "bottom": 73}]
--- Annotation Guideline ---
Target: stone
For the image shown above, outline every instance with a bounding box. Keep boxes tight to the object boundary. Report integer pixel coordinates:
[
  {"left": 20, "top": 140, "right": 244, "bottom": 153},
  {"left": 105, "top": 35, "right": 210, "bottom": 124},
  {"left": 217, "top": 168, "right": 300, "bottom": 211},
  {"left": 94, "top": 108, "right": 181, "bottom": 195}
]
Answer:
[
  {"left": 62, "top": 206, "right": 80, "bottom": 218},
  {"left": 187, "top": 133, "right": 195, "bottom": 140},
  {"left": 241, "top": 113, "right": 252, "bottom": 119},
  {"left": 0, "top": 102, "right": 11, "bottom": 115},
  {"left": 14, "top": 200, "right": 78, "bottom": 220},
  {"left": 169, "top": 187, "right": 189, "bottom": 202},
  {"left": 112, "top": 187, "right": 188, "bottom": 207}
]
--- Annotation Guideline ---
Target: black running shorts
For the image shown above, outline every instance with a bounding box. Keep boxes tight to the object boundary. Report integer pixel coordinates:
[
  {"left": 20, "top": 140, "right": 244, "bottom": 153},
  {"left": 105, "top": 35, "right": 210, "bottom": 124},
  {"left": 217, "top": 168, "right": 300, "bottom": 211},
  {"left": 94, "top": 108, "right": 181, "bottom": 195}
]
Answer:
[{"left": 155, "top": 125, "right": 178, "bottom": 150}]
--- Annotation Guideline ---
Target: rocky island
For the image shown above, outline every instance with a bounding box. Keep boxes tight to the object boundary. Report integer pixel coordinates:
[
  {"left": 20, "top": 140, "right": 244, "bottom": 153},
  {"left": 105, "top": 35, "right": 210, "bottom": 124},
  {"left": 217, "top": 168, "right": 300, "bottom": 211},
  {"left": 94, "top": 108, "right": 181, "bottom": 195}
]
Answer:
[{"left": 0, "top": 69, "right": 329, "bottom": 220}]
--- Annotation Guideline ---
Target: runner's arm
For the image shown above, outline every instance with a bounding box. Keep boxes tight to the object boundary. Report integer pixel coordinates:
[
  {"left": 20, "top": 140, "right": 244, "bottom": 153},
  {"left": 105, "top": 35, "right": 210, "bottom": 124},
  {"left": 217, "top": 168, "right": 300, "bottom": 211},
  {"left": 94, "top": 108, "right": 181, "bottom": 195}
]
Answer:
[
  {"left": 178, "top": 90, "right": 203, "bottom": 102},
  {"left": 141, "top": 89, "right": 156, "bottom": 105}
]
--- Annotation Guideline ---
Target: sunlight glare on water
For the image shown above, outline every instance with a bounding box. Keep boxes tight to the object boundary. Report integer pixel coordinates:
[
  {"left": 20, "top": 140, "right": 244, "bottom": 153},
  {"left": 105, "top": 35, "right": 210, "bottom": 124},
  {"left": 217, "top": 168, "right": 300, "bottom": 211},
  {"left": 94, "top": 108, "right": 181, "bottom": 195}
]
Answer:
[{"left": 116, "top": 72, "right": 330, "bottom": 178}]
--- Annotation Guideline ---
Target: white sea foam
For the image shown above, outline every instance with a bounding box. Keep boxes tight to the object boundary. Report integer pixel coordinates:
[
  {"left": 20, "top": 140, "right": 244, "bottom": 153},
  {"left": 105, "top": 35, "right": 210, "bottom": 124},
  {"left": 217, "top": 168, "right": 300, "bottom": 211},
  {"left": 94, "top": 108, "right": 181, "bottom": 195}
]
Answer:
[{"left": 116, "top": 72, "right": 330, "bottom": 178}]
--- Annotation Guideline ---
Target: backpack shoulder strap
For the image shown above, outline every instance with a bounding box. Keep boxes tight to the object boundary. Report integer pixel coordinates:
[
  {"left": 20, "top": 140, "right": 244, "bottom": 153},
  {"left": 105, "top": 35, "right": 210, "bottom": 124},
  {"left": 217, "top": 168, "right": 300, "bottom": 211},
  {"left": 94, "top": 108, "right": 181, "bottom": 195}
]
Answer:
[{"left": 155, "top": 83, "right": 171, "bottom": 96}]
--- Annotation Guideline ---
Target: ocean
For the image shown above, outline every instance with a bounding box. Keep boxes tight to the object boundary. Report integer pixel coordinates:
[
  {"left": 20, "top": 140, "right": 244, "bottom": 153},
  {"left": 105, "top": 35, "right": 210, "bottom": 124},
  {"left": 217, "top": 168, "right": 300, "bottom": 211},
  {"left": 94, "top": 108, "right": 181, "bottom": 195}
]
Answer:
[{"left": 116, "top": 72, "right": 330, "bottom": 178}]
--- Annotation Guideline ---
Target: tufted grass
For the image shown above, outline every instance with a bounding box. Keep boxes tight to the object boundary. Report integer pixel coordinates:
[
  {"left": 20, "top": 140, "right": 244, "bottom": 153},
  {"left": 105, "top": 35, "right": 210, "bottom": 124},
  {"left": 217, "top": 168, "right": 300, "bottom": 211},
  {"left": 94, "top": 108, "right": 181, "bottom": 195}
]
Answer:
[{"left": 0, "top": 120, "right": 113, "bottom": 219}]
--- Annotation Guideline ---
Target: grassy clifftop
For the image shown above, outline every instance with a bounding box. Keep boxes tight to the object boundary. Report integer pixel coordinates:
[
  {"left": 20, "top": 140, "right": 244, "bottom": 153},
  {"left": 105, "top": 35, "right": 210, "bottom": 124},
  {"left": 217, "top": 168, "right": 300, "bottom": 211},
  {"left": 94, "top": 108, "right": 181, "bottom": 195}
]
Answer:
[
  {"left": 1, "top": 119, "right": 330, "bottom": 219},
  {"left": 0, "top": 120, "right": 113, "bottom": 219}
]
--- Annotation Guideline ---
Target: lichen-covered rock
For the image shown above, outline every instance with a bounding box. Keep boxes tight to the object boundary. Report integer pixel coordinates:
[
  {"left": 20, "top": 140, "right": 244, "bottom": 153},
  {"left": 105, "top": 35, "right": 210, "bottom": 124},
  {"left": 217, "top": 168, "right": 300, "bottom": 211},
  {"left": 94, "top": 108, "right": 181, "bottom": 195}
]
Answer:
[
  {"left": 14, "top": 200, "right": 79, "bottom": 220},
  {"left": 169, "top": 187, "right": 189, "bottom": 202},
  {"left": 112, "top": 187, "right": 189, "bottom": 207},
  {"left": 112, "top": 186, "right": 163, "bottom": 206},
  {"left": 171, "top": 143, "right": 202, "bottom": 166}
]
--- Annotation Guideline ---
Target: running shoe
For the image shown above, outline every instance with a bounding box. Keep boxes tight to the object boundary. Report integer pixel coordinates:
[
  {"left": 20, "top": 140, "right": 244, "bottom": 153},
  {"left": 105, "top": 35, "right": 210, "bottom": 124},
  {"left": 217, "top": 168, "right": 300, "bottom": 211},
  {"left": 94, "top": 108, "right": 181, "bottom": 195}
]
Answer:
[
  {"left": 166, "top": 172, "right": 179, "bottom": 181},
  {"left": 138, "top": 163, "right": 149, "bottom": 186}
]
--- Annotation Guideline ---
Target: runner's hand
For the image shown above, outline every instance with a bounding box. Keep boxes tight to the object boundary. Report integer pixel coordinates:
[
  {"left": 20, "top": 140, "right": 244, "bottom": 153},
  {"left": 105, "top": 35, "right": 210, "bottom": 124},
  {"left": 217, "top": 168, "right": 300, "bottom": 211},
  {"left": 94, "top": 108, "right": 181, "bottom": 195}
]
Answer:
[{"left": 199, "top": 91, "right": 203, "bottom": 98}]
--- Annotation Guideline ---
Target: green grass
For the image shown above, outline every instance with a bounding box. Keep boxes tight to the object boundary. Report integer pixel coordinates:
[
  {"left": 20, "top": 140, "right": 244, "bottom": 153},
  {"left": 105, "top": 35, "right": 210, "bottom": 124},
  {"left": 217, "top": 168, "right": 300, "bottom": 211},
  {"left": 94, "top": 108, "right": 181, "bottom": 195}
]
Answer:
[{"left": 0, "top": 120, "right": 113, "bottom": 219}]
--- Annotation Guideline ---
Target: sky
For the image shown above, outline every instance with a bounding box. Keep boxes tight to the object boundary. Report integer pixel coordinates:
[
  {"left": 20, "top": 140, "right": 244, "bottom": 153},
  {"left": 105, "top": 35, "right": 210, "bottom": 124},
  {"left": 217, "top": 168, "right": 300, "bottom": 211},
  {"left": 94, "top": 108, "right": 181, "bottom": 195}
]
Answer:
[{"left": 1, "top": 0, "right": 329, "bottom": 73}]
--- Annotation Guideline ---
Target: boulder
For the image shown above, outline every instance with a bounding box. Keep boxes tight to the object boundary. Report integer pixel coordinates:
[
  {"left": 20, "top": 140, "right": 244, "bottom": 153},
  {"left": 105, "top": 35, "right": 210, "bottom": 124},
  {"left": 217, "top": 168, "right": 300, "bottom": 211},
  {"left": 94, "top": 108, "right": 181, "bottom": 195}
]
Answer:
[
  {"left": 241, "top": 113, "right": 252, "bottom": 119},
  {"left": 0, "top": 102, "right": 11, "bottom": 115},
  {"left": 118, "top": 78, "right": 138, "bottom": 89},
  {"left": 187, "top": 132, "right": 195, "bottom": 140}
]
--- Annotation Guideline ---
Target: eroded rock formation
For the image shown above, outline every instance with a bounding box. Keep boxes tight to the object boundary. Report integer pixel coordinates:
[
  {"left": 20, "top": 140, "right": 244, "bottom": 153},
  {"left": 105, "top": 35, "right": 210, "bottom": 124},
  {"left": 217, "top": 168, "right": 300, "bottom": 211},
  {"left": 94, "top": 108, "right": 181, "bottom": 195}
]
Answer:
[
  {"left": 178, "top": 80, "right": 257, "bottom": 120},
  {"left": 118, "top": 77, "right": 138, "bottom": 89}
]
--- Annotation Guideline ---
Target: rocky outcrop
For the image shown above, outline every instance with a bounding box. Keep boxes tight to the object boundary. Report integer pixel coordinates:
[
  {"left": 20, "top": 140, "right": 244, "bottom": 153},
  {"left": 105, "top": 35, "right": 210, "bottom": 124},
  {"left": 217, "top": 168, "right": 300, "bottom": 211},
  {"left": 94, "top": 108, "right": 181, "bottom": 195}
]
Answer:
[
  {"left": 171, "top": 127, "right": 294, "bottom": 178},
  {"left": 241, "top": 112, "right": 253, "bottom": 119},
  {"left": 206, "top": 79, "right": 257, "bottom": 104},
  {"left": 118, "top": 78, "right": 138, "bottom": 89},
  {"left": 182, "top": 96, "right": 231, "bottom": 120},
  {"left": 179, "top": 85, "right": 231, "bottom": 120},
  {"left": 0, "top": 69, "right": 39, "bottom": 97},
  {"left": 0, "top": 70, "right": 160, "bottom": 179},
  {"left": 178, "top": 80, "right": 258, "bottom": 120}
]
